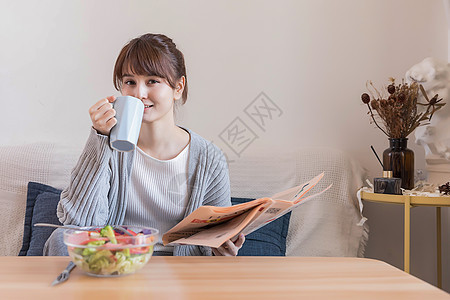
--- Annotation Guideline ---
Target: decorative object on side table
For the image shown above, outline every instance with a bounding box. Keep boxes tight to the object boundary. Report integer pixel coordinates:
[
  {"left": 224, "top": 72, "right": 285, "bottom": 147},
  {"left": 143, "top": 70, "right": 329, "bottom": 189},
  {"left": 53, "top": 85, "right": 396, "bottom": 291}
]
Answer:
[
  {"left": 383, "top": 137, "right": 414, "bottom": 190},
  {"left": 406, "top": 57, "right": 450, "bottom": 185},
  {"left": 370, "top": 145, "right": 402, "bottom": 195},
  {"left": 373, "top": 170, "right": 402, "bottom": 195},
  {"left": 438, "top": 182, "right": 450, "bottom": 195},
  {"left": 361, "top": 78, "right": 445, "bottom": 190}
]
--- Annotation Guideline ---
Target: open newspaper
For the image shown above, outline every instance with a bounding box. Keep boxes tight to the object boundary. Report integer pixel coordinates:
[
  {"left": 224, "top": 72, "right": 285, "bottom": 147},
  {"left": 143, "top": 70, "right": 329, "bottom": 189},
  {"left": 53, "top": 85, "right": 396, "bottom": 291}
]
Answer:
[{"left": 162, "top": 172, "right": 332, "bottom": 248}]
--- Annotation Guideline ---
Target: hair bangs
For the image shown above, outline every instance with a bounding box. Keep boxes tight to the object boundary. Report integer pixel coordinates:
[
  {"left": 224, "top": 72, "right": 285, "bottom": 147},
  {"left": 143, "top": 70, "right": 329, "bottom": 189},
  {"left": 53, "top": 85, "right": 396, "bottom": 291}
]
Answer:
[
  {"left": 114, "top": 39, "right": 175, "bottom": 90},
  {"left": 113, "top": 33, "right": 187, "bottom": 103}
]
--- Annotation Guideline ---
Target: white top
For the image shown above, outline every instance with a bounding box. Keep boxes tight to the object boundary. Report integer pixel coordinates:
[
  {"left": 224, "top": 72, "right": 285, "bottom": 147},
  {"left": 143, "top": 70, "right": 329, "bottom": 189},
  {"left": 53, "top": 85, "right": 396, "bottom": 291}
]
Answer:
[{"left": 124, "top": 144, "right": 190, "bottom": 253}]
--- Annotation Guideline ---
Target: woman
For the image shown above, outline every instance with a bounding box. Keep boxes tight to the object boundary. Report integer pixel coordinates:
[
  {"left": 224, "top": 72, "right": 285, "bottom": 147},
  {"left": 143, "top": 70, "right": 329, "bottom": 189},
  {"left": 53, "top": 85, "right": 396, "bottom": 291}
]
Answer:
[{"left": 45, "top": 33, "right": 244, "bottom": 256}]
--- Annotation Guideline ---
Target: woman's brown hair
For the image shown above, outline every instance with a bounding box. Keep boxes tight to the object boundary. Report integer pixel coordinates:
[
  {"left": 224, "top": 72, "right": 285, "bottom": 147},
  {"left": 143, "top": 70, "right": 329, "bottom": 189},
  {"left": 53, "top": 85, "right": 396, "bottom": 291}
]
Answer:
[{"left": 113, "top": 33, "right": 188, "bottom": 104}]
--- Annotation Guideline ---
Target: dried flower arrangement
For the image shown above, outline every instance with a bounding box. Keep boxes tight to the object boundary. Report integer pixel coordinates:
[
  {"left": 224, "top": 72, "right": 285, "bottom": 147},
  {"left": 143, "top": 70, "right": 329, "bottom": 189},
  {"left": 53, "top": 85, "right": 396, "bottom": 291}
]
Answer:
[{"left": 361, "top": 78, "right": 445, "bottom": 138}]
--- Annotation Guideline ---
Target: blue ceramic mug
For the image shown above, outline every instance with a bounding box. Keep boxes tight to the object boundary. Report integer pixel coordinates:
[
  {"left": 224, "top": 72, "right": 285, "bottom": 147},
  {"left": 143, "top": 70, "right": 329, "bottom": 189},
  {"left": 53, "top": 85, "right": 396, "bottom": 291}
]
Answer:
[{"left": 109, "top": 96, "right": 144, "bottom": 152}]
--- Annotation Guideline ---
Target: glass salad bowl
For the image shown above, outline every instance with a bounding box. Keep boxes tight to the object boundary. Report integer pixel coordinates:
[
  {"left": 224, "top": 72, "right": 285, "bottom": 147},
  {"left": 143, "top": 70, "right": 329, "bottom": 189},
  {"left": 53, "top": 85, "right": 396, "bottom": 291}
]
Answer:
[{"left": 63, "top": 225, "right": 158, "bottom": 277}]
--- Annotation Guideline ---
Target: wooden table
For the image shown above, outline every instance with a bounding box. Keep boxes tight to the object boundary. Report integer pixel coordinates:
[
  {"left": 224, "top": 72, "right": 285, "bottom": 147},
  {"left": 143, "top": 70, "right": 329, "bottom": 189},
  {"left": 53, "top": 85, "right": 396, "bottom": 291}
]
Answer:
[
  {"left": 361, "top": 191, "right": 450, "bottom": 288},
  {"left": 0, "top": 256, "right": 448, "bottom": 299}
]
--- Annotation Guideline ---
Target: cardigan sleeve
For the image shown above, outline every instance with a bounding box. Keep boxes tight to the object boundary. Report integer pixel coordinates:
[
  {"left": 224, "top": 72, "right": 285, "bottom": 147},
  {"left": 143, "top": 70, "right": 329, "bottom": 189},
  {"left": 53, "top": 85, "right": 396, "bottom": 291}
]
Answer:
[
  {"left": 57, "top": 128, "right": 114, "bottom": 226},
  {"left": 202, "top": 147, "right": 231, "bottom": 208}
]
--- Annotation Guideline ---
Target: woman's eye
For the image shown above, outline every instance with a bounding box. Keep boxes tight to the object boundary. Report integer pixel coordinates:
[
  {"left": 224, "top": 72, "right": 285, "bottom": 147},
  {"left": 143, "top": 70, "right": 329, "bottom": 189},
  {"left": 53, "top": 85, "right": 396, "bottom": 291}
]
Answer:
[
  {"left": 124, "top": 80, "right": 135, "bottom": 85},
  {"left": 148, "top": 79, "right": 159, "bottom": 84}
]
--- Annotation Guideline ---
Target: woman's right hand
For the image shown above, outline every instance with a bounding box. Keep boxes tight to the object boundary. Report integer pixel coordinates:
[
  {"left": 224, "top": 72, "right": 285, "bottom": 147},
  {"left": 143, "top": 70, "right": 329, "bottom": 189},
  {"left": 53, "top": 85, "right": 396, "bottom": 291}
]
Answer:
[{"left": 89, "top": 96, "right": 117, "bottom": 136}]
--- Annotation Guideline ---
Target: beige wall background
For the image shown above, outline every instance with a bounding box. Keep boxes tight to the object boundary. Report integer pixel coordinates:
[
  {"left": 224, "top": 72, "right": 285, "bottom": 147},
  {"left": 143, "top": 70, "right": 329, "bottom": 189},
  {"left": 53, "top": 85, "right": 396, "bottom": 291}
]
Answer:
[{"left": 1, "top": 0, "right": 448, "bottom": 290}]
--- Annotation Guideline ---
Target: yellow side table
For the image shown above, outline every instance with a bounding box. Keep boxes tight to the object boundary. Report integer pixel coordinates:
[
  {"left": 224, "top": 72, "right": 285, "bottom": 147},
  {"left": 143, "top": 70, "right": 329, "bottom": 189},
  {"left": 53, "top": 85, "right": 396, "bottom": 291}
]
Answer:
[{"left": 360, "top": 191, "right": 450, "bottom": 289}]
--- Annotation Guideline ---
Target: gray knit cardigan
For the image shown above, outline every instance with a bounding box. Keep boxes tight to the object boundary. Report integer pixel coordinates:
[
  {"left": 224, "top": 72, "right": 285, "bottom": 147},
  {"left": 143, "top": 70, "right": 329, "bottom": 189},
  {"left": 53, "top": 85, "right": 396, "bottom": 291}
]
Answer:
[{"left": 57, "top": 127, "right": 231, "bottom": 256}]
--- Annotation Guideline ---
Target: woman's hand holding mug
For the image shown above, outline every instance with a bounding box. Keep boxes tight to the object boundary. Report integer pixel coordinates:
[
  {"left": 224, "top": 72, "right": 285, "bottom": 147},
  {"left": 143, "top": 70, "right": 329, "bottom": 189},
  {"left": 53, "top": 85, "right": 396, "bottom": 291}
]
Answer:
[
  {"left": 89, "top": 95, "right": 144, "bottom": 151},
  {"left": 89, "top": 96, "right": 117, "bottom": 136}
]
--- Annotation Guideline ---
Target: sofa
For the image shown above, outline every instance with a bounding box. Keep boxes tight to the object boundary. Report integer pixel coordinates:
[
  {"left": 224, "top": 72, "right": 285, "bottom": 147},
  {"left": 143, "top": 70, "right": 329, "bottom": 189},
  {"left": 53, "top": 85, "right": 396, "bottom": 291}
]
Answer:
[{"left": 0, "top": 141, "right": 368, "bottom": 257}]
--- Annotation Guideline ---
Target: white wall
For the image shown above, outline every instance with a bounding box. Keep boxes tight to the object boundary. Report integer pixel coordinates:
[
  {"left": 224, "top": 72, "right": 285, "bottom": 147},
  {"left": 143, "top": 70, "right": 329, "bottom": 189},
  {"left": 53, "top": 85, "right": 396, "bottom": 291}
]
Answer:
[{"left": 1, "top": 0, "right": 448, "bottom": 290}]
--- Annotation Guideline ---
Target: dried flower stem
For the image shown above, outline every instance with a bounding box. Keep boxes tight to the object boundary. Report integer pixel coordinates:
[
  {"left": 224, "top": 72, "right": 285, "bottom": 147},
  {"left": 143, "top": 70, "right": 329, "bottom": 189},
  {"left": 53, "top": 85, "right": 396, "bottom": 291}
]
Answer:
[{"left": 366, "top": 104, "right": 389, "bottom": 137}]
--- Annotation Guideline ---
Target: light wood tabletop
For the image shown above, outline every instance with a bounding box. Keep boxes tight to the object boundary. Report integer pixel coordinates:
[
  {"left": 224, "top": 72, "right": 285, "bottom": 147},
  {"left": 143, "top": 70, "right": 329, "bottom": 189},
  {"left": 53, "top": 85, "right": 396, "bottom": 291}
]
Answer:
[{"left": 0, "top": 256, "right": 448, "bottom": 299}]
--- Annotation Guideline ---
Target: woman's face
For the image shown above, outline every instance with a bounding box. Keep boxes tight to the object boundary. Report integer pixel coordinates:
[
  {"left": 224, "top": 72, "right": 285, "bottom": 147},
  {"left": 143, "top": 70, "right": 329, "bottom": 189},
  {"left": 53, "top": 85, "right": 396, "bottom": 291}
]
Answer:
[{"left": 120, "top": 71, "right": 182, "bottom": 125}]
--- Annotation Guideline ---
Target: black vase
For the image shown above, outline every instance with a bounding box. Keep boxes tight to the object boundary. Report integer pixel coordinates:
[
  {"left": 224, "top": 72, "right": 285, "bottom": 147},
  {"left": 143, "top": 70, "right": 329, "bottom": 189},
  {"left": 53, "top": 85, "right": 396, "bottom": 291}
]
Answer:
[{"left": 382, "top": 138, "right": 414, "bottom": 190}]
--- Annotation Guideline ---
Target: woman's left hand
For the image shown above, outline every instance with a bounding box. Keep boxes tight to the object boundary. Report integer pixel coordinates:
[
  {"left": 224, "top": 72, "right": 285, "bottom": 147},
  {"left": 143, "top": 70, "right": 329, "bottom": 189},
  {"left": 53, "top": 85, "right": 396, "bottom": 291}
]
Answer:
[{"left": 212, "top": 234, "right": 245, "bottom": 256}]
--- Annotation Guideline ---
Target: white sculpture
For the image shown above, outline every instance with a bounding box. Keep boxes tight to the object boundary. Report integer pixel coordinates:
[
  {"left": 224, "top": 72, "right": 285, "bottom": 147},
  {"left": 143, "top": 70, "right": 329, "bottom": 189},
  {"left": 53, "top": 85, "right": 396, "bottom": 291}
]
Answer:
[{"left": 406, "top": 57, "right": 450, "bottom": 184}]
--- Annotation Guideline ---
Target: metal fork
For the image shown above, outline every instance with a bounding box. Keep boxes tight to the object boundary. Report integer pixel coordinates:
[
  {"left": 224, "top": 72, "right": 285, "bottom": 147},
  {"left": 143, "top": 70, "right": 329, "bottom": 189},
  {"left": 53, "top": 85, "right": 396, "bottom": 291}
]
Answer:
[{"left": 51, "top": 261, "right": 76, "bottom": 286}]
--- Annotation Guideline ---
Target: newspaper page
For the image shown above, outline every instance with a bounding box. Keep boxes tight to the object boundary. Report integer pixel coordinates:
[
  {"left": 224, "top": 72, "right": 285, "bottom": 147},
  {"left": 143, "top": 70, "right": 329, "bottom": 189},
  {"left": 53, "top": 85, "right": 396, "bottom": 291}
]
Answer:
[
  {"left": 240, "top": 173, "right": 331, "bottom": 234},
  {"left": 270, "top": 172, "right": 324, "bottom": 203},
  {"left": 240, "top": 183, "right": 332, "bottom": 235},
  {"left": 163, "top": 206, "right": 263, "bottom": 248},
  {"left": 163, "top": 172, "right": 329, "bottom": 248},
  {"left": 162, "top": 199, "right": 272, "bottom": 245}
]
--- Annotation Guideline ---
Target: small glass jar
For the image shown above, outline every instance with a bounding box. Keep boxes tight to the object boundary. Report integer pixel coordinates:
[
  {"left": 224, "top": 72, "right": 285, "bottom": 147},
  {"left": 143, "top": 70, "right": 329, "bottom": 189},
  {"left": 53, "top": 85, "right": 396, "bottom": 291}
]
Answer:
[{"left": 374, "top": 171, "right": 402, "bottom": 195}]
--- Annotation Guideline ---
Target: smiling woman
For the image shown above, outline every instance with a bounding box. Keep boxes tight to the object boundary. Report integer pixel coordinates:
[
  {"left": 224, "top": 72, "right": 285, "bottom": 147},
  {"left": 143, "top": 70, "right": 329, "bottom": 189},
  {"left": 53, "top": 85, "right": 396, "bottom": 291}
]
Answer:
[{"left": 43, "top": 33, "right": 245, "bottom": 258}]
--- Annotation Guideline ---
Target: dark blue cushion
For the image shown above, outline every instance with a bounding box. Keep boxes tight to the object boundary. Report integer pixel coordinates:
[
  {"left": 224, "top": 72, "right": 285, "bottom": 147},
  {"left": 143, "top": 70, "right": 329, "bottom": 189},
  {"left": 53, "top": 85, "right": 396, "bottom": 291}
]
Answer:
[
  {"left": 231, "top": 197, "right": 291, "bottom": 256},
  {"left": 19, "top": 182, "right": 63, "bottom": 256}
]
